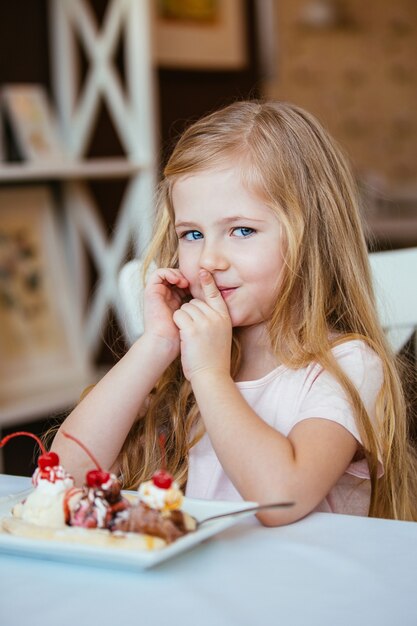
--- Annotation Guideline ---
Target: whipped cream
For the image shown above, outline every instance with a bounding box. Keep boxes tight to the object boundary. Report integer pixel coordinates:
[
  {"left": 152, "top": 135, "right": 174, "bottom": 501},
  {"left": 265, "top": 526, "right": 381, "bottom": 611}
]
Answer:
[
  {"left": 138, "top": 480, "right": 183, "bottom": 511},
  {"left": 14, "top": 472, "right": 74, "bottom": 528},
  {"left": 32, "top": 465, "right": 73, "bottom": 486}
]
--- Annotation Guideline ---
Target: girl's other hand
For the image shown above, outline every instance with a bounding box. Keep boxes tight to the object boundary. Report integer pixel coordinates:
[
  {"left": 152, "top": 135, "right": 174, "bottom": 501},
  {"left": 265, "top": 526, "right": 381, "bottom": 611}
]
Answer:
[
  {"left": 143, "top": 268, "right": 190, "bottom": 355},
  {"left": 173, "top": 270, "right": 232, "bottom": 381}
]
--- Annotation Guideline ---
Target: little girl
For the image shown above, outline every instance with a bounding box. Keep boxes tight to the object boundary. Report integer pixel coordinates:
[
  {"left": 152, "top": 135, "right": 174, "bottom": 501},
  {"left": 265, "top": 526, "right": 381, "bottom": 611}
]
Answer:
[{"left": 52, "top": 100, "right": 417, "bottom": 525}]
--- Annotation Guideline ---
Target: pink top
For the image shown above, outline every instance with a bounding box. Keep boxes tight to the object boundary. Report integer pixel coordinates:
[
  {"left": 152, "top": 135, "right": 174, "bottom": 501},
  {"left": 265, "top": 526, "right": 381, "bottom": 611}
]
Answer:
[{"left": 185, "top": 339, "right": 384, "bottom": 515}]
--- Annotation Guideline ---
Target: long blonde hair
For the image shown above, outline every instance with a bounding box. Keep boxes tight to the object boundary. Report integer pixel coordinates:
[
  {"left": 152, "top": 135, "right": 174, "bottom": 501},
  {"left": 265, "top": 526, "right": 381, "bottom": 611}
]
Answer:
[{"left": 119, "top": 100, "right": 417, "bottom": 520}]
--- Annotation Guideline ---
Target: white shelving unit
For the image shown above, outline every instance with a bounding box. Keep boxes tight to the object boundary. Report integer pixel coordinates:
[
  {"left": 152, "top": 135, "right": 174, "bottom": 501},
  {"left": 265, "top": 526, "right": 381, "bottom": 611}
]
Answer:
[
  {"left": 0, "top": 158, "right": 142, "bottom": 182},
  {"left": 0, "top": 0, "right": 157, "bottom": 428}
]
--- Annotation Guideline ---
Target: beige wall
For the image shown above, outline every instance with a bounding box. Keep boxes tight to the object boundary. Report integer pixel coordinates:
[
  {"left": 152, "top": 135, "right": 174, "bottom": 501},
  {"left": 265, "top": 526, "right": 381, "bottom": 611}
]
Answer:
[{"left": 264, "top": 0, "right": 417, "bottom": 185}]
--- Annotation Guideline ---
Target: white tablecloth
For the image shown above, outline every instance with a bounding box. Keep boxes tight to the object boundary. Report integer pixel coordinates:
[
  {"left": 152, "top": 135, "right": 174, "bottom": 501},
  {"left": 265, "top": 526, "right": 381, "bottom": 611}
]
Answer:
[{"left": 0, "top": 474, "right": 416, "bottom": 626}]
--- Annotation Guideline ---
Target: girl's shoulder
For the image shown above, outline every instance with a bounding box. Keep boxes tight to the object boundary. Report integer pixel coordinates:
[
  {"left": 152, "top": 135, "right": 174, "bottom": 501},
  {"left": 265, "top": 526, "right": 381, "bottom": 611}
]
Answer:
[
  {"left": 310, "top": 336, "right": 384, "bottom": 400},
  {"left": 236, "top": 336, "right": 383, "bottom": 391},
  {"left": 280, "top": 337, "right": 384, "bottom": 399},
  {"left": 330, "top": 336, "right": 382, "bottom": 371}
]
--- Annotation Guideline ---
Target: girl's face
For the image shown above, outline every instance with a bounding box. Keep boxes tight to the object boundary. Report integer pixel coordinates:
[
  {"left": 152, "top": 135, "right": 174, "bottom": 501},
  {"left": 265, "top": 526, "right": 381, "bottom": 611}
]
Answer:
[{"left": 172, "top": 165, "right": 286, "bottom": 329}]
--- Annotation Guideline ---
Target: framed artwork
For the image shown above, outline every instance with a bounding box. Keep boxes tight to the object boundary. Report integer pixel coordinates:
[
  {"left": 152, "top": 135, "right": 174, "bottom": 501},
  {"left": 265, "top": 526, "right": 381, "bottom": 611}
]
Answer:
[
  {"left": 1, "top": 84, "right": 68, "bottom": 162},
  {"left": 0, "top": 187, "right": 90, "bottom": 411},
  {"left": 152, "top": 0, "right": 247, "bottom": 70}
]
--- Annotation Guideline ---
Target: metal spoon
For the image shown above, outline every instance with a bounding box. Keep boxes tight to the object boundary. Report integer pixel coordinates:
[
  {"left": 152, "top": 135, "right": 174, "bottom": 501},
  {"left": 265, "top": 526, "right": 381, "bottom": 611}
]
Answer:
[{"left": 197, "top": 501, "right": 295, "bottom": 527}]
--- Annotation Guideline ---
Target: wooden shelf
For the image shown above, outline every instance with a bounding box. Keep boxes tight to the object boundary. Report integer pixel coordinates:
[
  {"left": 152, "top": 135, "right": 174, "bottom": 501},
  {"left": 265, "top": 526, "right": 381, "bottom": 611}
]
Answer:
[{"left": 0, "top": 157, "right": 144, "bottom": 182}]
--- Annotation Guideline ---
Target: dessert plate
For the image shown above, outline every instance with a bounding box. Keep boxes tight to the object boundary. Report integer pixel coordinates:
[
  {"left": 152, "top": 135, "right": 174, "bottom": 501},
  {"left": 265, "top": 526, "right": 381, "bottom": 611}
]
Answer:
[{"left": 0, "top": 494, "right": 257, "bottom": 571}]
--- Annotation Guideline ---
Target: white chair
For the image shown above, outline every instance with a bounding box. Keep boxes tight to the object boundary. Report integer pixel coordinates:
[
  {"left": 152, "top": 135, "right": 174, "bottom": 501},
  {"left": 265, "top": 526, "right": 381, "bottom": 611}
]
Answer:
[
  {"left": 118, "top": 259, "right": 150, "bottom": 344},
  {"left": 369, "top": 247, "right": 417, "bottom": 353},
  {"left": 118, "top": 249, "right": 417, "bottom": 353}
]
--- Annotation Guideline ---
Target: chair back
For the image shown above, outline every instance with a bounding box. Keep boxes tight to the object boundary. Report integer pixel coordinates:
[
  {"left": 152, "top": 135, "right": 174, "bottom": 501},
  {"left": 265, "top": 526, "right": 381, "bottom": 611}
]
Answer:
[
  {"left": 369, "top": 247, "right": 417, "bottom": 352},
  {"left": 118, "top": 259, "right": 146, "bottom": 344}
]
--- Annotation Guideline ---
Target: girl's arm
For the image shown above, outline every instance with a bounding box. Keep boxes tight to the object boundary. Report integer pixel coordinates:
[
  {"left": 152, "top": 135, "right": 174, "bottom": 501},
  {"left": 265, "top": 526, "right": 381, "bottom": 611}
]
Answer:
[
  {"left": 51, "top": 333, "right": 178, "bottom": 484},
  {"left": 190, "top": 370, "right": 357, "bottom": 525},
  {"left": 52, "top": 268, "right": 189, "bottom": 484},
  {"left": 173, "top": 270, "right": 358, "bottom": 526}
]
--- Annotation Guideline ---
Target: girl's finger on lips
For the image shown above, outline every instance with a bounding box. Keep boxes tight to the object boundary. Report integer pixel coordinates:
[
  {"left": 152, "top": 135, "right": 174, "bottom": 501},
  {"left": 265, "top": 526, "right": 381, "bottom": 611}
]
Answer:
[{"left": 199, "top": 270, "right": 227, "bottom": 310}]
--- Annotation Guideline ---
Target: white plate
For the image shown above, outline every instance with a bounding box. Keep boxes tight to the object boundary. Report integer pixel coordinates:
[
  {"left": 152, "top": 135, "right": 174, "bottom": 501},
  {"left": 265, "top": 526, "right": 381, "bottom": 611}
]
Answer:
[{"left": 0, "top": 493, "right": 257, "bottom": 570}]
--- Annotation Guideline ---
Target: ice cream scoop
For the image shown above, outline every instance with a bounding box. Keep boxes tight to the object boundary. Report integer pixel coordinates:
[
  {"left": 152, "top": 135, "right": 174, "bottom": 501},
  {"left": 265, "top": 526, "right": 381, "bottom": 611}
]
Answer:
[
  {"left": 61, "top": 431, "right": 131, "bottom": 530},
  {"left": 0, "top": 431, "right": 74, "bottom": 528},
  {"left": 138, "top": 475, "right": 183, "bottom": 512}
]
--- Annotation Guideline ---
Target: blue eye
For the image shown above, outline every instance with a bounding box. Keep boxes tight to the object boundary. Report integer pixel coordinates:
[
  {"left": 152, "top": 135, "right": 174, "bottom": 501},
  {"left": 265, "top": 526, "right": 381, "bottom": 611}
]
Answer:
[
  {"left": 233, "top": 227, "right": 255, "bottom": 237},
  {"left": 182, "top": 230, "right": 203, "bottom": 241}
]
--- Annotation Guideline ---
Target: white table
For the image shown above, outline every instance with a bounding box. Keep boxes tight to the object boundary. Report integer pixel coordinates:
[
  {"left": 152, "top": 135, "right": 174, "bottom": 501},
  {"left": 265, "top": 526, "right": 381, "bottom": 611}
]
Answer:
[{"left": 0, "top": 474, "right": 416, "bottom": 626}]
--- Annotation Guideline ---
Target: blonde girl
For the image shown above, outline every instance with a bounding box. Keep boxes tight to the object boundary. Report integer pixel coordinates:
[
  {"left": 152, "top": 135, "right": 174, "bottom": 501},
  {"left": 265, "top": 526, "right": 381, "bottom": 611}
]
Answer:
[{"left": 52, "top": 100, "right": 417, "bottom": 524}]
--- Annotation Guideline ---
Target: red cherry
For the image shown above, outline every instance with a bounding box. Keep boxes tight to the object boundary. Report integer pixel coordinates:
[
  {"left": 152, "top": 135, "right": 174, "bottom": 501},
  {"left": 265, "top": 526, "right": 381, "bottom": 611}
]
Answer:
[
  {"left": 86, "top": 469, "right": 111, "bottom": 488},
  {"left": 152, "top": 469, "right": 173, "bottom": 489},
  {"left": 38, "top": 452, "right": 60, "bottom": 470}
]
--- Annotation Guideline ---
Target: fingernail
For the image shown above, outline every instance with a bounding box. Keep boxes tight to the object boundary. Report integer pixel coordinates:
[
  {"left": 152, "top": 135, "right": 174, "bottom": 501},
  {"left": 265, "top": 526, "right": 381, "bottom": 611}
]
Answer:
[{"left": 199, "top": 270, "right": 210, "bottom": 281}]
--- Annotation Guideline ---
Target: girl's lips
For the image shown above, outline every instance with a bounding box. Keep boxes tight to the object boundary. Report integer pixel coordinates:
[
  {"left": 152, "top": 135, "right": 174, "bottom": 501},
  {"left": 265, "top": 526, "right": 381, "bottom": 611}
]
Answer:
[{"left": 218, "top": 287, "right": 237, "bottom": 299}]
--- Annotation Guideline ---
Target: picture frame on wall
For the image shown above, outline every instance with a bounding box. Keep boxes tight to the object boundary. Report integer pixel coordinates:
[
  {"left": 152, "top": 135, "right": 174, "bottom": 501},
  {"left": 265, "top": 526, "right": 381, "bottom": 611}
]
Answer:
[
  {"left": 0, "top": 187, "right": 91, "bottom": 418},
  {"left": 152, "top": 0, "right": 247, "bottom": 70},
  {"left": 1, "top": 84, "right": 68, "bottom": 163}
]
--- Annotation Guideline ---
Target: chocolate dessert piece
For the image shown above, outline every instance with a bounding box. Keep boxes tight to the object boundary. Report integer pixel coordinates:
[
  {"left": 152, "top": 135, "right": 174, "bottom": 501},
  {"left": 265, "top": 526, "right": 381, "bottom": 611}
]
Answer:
[{"left": 114, "top": 500, "right": 196, "bottom": 543}]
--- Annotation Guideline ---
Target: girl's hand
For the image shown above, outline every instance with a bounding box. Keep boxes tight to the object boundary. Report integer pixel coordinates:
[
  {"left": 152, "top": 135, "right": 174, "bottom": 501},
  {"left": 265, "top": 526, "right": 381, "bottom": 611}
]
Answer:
[
  {"left": 173, "top": 270, "right": 232, "bottom": 381},
  {"left": 143, "top": 268, "right": 190, "bottom": 354}
]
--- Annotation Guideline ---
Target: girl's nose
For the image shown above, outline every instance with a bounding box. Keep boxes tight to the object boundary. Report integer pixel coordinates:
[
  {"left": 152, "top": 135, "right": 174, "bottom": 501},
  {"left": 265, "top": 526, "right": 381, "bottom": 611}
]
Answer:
[{"left": 199, "top": 242, "right": 229, "bottom": 272}]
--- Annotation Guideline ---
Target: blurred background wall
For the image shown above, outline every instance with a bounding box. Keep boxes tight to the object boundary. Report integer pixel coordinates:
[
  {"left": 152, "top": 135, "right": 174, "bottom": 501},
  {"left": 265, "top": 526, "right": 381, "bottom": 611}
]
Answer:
[
  {"left": 5, "top": 1, "right": 416, "bottom": 183},
  {"left": 267, "top": 0, "right": 417, "bottom": 185},
  {"left": 0, "top": 0, "right": 416, "bottom": 474}
]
